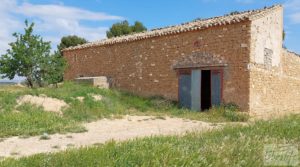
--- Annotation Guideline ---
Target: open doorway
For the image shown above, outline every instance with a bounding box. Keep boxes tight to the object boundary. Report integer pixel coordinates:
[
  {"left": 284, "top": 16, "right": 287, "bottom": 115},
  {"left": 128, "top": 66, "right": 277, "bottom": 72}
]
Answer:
[
  {"left": 201, "top": 70, "right": 211, "bottom": 110},
  {"left": 178, "top": 69, "right": 222, "bottom": 111}
]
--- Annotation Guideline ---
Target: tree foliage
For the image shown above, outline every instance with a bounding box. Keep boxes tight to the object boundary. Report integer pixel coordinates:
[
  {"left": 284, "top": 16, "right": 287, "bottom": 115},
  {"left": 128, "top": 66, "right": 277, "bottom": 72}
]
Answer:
[
  {"left": 132, "top": 21, "right": 147, "bottom": 33},
  {"left": 0, "top": 20, "right": 66, "bottom": 88},
  {"left": 58, "top": 35, "right": 87, "bottom": 53},
  {"left": 229, "top": 11, "right": 240, "bottom": 15},
  {"left": 42, "top": 51, "right": 66, "bottom": 87},
  {"left": 106, "top": 20, "right": 147, "bottom": 38}
]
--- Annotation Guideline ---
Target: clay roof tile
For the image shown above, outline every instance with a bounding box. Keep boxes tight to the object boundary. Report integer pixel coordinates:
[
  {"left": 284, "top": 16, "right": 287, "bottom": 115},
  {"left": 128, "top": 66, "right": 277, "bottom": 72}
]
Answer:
[{"left": 63, "top": 5, "right": 282, "bottom": 52}]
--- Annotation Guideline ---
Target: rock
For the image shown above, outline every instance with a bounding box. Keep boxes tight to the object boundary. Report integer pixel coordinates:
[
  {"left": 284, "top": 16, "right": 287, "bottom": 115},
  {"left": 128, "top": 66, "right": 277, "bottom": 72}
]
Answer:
[
  {"left": 76, "top": 97, "right": 85, "bottom": 102},
  {"left": 16, "top": 95, "right": 68, "bottom": 115},
  {"left": 89, "top": 94, "right": 103, "bottom": 101}
]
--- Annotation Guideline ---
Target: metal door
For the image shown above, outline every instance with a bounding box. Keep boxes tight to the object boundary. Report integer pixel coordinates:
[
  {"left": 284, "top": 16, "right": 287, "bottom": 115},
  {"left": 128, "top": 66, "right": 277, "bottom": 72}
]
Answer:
[
  {"left": 191, "top": 70, "right": 201, "bottom": 111},
  {"left": 211, "top": 70, "right": 222, "bottom": 106},
  {"left": 179, "top": 74, "right": 191, "bottom": 109}
]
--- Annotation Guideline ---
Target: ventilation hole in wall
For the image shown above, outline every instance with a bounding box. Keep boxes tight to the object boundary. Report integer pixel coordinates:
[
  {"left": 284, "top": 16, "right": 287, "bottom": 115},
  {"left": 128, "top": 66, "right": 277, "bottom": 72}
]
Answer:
[{"left": 264, "top": 48, "right": 273, "bottom": 70}]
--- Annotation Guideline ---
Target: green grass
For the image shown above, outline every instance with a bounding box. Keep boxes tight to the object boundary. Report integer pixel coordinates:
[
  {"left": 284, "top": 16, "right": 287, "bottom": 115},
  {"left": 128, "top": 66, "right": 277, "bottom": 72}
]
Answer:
[
  {"left": 0, "top": 104, "right": 83, "bottom": 138},
  {"left": 0, "top": 82, "right": 248, "bottom": 138},
  {"left": 1, "top": 115, "right": 299, "bottom": 167}
]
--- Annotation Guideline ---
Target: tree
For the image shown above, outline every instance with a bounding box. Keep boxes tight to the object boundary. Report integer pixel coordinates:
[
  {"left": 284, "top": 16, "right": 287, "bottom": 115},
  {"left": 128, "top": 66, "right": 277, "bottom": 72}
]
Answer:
[
  {"left": 42, "top": 51, "right": 66, "bottom": 87},
  {"left": 106, "top": 20, "right": 132, "bottom": 38},
  {"left": 0, "top": 20, "right": 52, "bottom": 88},
  {"left": 282, "top": 30, "right": 287, "bottom": 49},
  {"left": 229, "top": 11, "right": 240, "bottom": 15},
  {"left": 58, "top": 35, "right": 87, "bottom": 53},
  {"left": 132, "top": 21, "right": 147, "bottom": 33},
  {"left": 0, "top": 20, "right": 67, "bottom": 88},
  {"left": 106, "top": 20, "right": 147, "bottom": 38}
]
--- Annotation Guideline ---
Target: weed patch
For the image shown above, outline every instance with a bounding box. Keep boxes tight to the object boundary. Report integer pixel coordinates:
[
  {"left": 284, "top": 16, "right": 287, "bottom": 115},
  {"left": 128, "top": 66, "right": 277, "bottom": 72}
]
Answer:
[
  {"left": 1, "top": 115, "right": 298, "bottom": 167},
  {"left": 0, "top": 82, "right": 248, "bottom": 138}
]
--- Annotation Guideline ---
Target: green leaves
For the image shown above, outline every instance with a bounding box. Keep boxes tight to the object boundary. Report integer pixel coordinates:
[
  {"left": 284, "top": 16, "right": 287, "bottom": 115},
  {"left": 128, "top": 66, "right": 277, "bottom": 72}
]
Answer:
[
  {"left": 42, "top": 51, "right": 66, "bottom": 86},
  {"left": 57, "top": 35, "right": 87, "bottom": 53},
  {"left": 106, "top": 20, "right": 147, "bottom": 38},
  {"left": 132, "top": 21, "right": 147, "bottom": 33},
  {"left": 0, "top": 20, "right": 66, "bottom": 88}
]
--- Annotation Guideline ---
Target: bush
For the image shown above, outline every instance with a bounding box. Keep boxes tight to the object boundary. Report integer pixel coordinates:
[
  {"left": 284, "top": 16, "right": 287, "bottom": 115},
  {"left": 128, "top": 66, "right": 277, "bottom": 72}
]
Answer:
[
  {"left": 211, "top": 103, "right": 249, "bottom": 122},
  {"left": 149, "top": 96, "right": 175, "bottom": 110}
]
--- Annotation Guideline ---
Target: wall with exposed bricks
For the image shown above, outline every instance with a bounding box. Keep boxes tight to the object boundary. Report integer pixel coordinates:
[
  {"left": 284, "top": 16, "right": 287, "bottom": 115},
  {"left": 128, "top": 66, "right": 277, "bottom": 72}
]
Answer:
[
  {"left": 249, "top": 7, "right": 300, "bottom": 117},
  {"left": 64, "top": 6, "right": 300, "bottom": 116},
  {"left": 63, "top": 21, "right": 252, "bottom": 111},
  {"left": 249, "top": 50, "right": 300, "bottom": 117}
]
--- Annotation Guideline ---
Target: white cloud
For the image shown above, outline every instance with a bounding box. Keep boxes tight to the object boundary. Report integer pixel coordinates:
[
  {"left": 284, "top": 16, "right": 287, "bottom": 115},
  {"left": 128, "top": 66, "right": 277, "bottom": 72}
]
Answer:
[
  {"left": 16, "top": 3, "right": 121, "bottom": 21},
  {"left": 285, "top": 0, "right": 300, "bottom": 24},
  {"left": 0, "top": 0, "right": 23, "bottom": 53},
  {"left": 285, "top": 0, "right": 300, "bottom": 11},
  {"left": 0, "top": 0, "right": 123, "bottom": 54}
]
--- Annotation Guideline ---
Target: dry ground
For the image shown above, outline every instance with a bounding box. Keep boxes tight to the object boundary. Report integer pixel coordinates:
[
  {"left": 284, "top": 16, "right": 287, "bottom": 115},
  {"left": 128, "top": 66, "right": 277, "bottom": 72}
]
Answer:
[{"left": 0, "top": 116, "right": 222, "bottom": 158}]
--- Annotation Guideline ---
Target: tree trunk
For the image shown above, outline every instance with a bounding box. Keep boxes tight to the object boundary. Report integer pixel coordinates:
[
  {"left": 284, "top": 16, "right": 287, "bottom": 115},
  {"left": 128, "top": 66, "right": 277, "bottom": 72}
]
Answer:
[
  {"left": 37, "top": 80, "right": 43, "bottom": 87},
  {"left": 26, "top": 77, "right": 33, "bottom": 88}
]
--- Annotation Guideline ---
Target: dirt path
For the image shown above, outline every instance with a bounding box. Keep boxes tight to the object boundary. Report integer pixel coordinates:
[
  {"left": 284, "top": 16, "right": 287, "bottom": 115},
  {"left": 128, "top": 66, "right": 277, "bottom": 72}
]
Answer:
[{"left": 0, "top": 116, "right": 222, "bottom": 159}]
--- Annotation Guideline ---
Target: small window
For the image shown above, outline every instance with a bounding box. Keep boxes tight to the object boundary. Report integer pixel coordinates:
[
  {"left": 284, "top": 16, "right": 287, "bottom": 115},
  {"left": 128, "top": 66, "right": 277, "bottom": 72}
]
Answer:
[{"left": 264, "top": 48, "right": 273, "bottom": 69}]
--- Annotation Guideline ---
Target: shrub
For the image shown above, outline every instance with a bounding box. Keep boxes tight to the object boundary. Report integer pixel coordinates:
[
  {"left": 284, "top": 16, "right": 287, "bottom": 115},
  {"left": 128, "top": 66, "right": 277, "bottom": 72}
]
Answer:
[{"left": 211, "top": 103, "right": 249, "bottom": 122}]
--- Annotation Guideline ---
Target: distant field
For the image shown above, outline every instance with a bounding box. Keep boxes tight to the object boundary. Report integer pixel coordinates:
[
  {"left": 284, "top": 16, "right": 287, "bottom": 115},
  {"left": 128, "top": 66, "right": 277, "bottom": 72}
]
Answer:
[{"left": 0, "top": 82, "right": 16, "bottom": 86}]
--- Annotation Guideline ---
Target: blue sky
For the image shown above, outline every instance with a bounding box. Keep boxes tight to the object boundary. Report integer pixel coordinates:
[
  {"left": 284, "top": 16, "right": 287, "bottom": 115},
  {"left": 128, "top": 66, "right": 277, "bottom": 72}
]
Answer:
[{"left": 0, "top": 0, "right": 299, "bottom": 82}]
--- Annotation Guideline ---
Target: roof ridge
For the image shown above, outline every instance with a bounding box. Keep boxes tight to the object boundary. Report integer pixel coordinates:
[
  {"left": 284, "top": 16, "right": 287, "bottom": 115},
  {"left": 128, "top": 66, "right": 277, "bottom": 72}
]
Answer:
[
  {"left": 63, "top": 5, "right": 282, "bottom": 52},
  {"left": 284, "top": 48, "right": 300, "bottom": 57}
]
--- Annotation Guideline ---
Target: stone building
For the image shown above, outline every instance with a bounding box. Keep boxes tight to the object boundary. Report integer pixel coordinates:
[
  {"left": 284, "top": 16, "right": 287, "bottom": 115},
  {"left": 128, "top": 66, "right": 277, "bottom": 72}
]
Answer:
[{"left": 63, "top": 5, "right": 300, "bottom": 117}]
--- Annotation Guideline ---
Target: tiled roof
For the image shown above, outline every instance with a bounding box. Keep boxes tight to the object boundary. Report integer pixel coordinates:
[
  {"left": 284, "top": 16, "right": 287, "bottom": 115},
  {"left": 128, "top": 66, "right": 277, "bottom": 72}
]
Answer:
[
  {"left": 284, "top": 49, "right": 300, "bottom": 57},
  {"left": 64, "top": 5, "right": 282, "bottom": 52},
  {"left": 172, "top": 52, "right": 227, "bottom": 69}
]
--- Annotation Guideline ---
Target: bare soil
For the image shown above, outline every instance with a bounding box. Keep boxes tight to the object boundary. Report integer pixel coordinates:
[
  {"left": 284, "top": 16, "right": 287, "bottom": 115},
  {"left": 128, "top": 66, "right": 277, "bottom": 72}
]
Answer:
[
  {"left": 0, "top": 116, "right": 222, "bottom": 158},
  {"left": 16, "top": 95, "right": 69, "bottom": 114}
]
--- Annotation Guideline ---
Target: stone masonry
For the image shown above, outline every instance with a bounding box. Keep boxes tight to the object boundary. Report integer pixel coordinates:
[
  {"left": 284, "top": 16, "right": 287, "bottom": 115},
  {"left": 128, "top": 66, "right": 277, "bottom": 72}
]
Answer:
[{"left": 63, "top": 5, "right": 300, "bottom": 117}]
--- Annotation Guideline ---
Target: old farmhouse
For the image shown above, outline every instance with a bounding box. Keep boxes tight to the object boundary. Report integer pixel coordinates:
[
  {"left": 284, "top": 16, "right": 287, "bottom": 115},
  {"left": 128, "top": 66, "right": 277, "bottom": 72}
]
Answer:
[{"left": 63, "top": 5, "right": 300, "bottom": 117}]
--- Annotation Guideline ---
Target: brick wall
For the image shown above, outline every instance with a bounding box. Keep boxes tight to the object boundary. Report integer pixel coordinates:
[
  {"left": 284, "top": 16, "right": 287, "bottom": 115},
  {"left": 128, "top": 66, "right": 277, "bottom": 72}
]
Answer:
[
  {"left": 249, "top": 6, "right": 300, "bottom": 117},
  {"left": 63, "top": 6, "right": 300, "bottom": 117},
  {"left": 249, "top": 50, "right": 300, "bottom": 117},
  {"left": 63, "top": 21, "right": 252, "bottom": 111}
]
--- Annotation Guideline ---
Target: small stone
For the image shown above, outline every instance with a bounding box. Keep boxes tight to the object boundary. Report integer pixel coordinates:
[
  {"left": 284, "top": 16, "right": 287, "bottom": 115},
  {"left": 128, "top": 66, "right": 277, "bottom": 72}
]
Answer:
[
  {"left": 241, "top": 43, "right": 248, "bottom": 48},
  {"left": 76, "top": 97, "right": 84, "bottom": 102},
  {"left": 90, "top": 94, "right": 103, "bottom": 101},
  {"left": 40, "top": 133, "right": 51, "bottom": 140}
]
